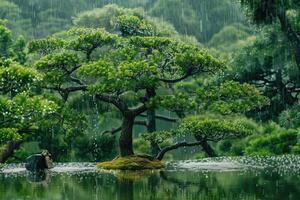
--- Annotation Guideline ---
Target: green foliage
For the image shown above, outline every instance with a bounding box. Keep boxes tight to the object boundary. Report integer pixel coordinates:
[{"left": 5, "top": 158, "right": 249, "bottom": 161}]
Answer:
[
  {"left": 73, "top": 4, "right": 182, "bottom": 39},
  {"left": 0, "top": 1, "right": 20, "bottom": 21},
  {"left": 27, "top": 6, "right": 223, "bottom": 160},
  {"left": 133, "top": 138, "right": 151, "bottom": 154},
  {"left": 73, "top": 134, "right": 117, "bottom": 162},
  {"left": 140, "top": 131, "right": 174, "bottom": 145},
  {"left": 0, "top": 92, "right": 57, "bottom": 127},
  {"left": 197, "top": 81, "right": 270, "bottom": 114},
  {"left": 11, "top": 36, "right": 26, "bottom": 64},
  {"left": 28, "top": 37, "right": 65, "bottom": 54},
  {"left": 33, "top": 108, "right": 88, "bottom": 161},
  {"left": 34, "top": 52, "right": 80, "bottom": 85},
  {"left": 129, "top": 36, "right": 172, "bottom": 49},
  {"left": 0, "top": 128, "right": 20, "bottom": 143},
  {"left": 0, "top": 0, "right": 246, "bottom": 43},
  {"left": 0, "top": 24, "right": 12, "bottom": 58},
  {"left": 3, "top": 0, "right": 92, "bottom": 39},
  {"left": 79, "top": 59, "right": 159, "bottom": 94},
  {"left": 208, "top": 24, "right": 255, "bottom": 60},
  {"left": 0, "top": 60, "right": 40, "bottom": 95},
  {"left": 291, "top": 141, "right": 300, "bottom": 154},
  {"left": 0, "top": 92, "right": 57, "bottom": 149},
  {"left": 279, "top": 103, "right": 300, "bottom": 129},
  {"left": 227, "top": 26, "right": 298, "bottom": 119},
  {"left": 0, "top": 24, "right": 28, "bottom": 64},
  {"left": 77, "top": 34, "right": 221, "bottom": 95},
  {"left": 35, "top": 52, "right": 80, "bottom": 72},
  {"left": 173, "top": 46, "right": 224, "bottom": 75},
  {"left": 67, "top": 28, "right": 117, "bottom": 57},
  {"left": 73, "top": 4, "right": 145, "bottom": 32},
  {"left": 116, "top": 15, "right": 155, "bottom": 37},
  {"left": 0, "top": 37, "right": 58, "bottom": 156},
  {"left": 178, "top": 114, "right": 258, "bottom": 141},
  {"left": 240, "top": 0, "right": 278, "bottom": 24},
  {"left": 217, "top": 122, "right": 300, "bottom": 156},
  {"left": 245, "top": 124, "right": 299, "bottom": 155},
  {"left": 239, "top": 0, "right": 300, "bottom": 24},
  {"left": 148, "top": 92, "right": 196, "bottom": 114},
  {"left": 208, "top": 24, "right": 251, "bottom": 48}
]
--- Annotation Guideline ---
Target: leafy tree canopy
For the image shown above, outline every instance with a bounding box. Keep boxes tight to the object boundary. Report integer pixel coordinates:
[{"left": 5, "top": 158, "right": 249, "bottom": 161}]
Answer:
[{"left": 197, "top": 81, "right": 270, "bottom": 115}]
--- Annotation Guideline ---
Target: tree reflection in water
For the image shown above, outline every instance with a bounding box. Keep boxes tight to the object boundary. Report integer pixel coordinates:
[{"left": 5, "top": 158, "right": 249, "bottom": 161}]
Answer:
[{"left": 1, "top": 165, "right": 300, "bottom": 200}]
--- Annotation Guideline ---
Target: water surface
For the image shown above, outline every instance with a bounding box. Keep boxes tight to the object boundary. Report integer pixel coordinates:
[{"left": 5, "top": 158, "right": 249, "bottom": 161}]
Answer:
[{"left": 1, "top": 156, "right": 300, "bottom": 200}]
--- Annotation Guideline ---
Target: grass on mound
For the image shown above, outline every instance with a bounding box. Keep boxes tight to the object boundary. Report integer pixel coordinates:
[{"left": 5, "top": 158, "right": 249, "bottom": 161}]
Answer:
[{"left": 97, "top": 155, "right": 165, "bottom": 170}]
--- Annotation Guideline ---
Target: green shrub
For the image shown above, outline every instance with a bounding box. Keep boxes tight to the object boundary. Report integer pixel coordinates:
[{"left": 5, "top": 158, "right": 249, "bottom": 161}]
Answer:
[{"left": 245, "top": 126, "right": 299, "bottom": 155}]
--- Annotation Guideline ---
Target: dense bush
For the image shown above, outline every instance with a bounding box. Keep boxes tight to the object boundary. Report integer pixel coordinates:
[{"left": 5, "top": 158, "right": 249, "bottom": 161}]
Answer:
[
  {"left": 218, "top": 123, "right": 300, "bottom": 156},
  {"left": 279, "top": 103, "right": 300, "bottom": 129}
]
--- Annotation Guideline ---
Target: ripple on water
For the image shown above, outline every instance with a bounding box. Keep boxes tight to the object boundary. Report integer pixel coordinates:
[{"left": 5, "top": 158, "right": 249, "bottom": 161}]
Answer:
[
  {"left": 0, "top": 162, "right": 99, "bottom": 176},
  {"left": 166, "top": 155, "right": 300, "bottom": 174},
  {"left": 166, "top": 160, "right": 251, "bottom": 172}
]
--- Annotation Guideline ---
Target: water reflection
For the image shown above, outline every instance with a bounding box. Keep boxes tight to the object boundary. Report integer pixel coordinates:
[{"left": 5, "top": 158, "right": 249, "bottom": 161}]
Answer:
[
  {"left": 26, "top": 171, "right": 50, "bottom": 184},
  {"left": 1, "top": 156, "right": 300, "bottom": 200}
]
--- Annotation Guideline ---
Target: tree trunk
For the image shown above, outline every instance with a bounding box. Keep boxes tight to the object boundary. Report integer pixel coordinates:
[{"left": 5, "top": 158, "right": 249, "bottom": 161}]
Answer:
[
  {"left": 275, "top": 70, "right": 296, "bottom": 106},
  {"left": 200, "top": 141, "right": 217, "bottom": 157},
  {"left": 147, "top": 108, "right": 161, "bottom": 156},
  {"left": 146, "top": 88, "right": 161, "bottom": 156},
  {"left": 119, "top": 112, "right": 135, "bottom": 157},
  {"left": 194, "top": 135, "right": 217, "bottom": 157},
  {"left": 177, "top": 110, "right": 217, "bottom": 158},
  {"left": 0, "top": 140, "right": 23, "bottom": 163}
]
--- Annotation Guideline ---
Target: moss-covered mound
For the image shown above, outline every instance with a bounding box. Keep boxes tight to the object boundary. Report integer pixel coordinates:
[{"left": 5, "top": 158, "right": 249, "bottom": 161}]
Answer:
[{"left": 97, "top": 155, "right": 165, "bottom": 170}]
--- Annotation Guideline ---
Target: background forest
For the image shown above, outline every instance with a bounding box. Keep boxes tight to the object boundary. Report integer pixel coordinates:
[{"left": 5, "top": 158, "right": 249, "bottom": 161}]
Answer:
[{"left": 1, "top": 0, "right": 300, "bottom": 163}]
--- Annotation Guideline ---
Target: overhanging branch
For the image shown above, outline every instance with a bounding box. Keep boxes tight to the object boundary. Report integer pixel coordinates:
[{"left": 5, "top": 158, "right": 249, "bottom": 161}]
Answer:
[
  {"left": 139, "top": 113, "right": 178, "bottom": 122},
  {"left": 132, "top": 104, "right": 147, "bottom": 116},
  {"left": 101, "top": 126, "right": 122, "bottom": 135},
  {"left": 160, "top": 73, "right": 191, "bottom": 83},
  {"left": 156, "top": 139, "right": 205, "bottom": 160},
  {"left": 95, "top": 93, "right": 127, "bottom": 112},
  {"left": 134, "top": 120, "right": 147, "bottom": 127}
]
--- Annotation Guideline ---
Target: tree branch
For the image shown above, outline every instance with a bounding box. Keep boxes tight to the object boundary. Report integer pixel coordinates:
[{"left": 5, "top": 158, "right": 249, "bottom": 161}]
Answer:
[
  {"left": 156, "top": 139, "right": 205, "bottom": 160},
  {"left": 139, "top": 113, "right": 178, "bottom": 122},
  {"left": 132, "top": 104, "right": 147, "bottom": 116},
  {"left": 159, "top": 67, "right": 213, "bottom": 84},
  {"left": 95, "top": 93, "right": 127, "bottom": 112},
  {"left": 44, "top": 85, "right": 87, "bottom": 101},
  {"left": 18, "top": 128, "right": 38, "bottom": 134},
  {"left": 101, "top": 126, "right": 122, "bottom": 135},
  {"left": 160, "top": 73, "right": 191, "bottom": 83},
  {"left": 0, "top": 140, "right": 24, "bottom": 163},
  {"left": 134, "top": 120, "right": 147, "bottom": 127},
  {"left": 69, "top": 76, "right": 84, "bottom": 85},
  {"left": 43, "top": 85, "right": 87, "bottom": 93}
]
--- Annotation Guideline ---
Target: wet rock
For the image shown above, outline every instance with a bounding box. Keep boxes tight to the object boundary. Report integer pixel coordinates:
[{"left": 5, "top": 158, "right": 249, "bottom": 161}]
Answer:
[{"left": 25, "top": 150, "right": 54, "bottom": 172}]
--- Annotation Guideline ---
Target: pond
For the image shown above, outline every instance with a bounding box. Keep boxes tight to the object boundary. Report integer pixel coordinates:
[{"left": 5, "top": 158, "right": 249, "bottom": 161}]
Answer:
[{"left": 1, "top": 155, "right": 300, "bottom": 200}]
